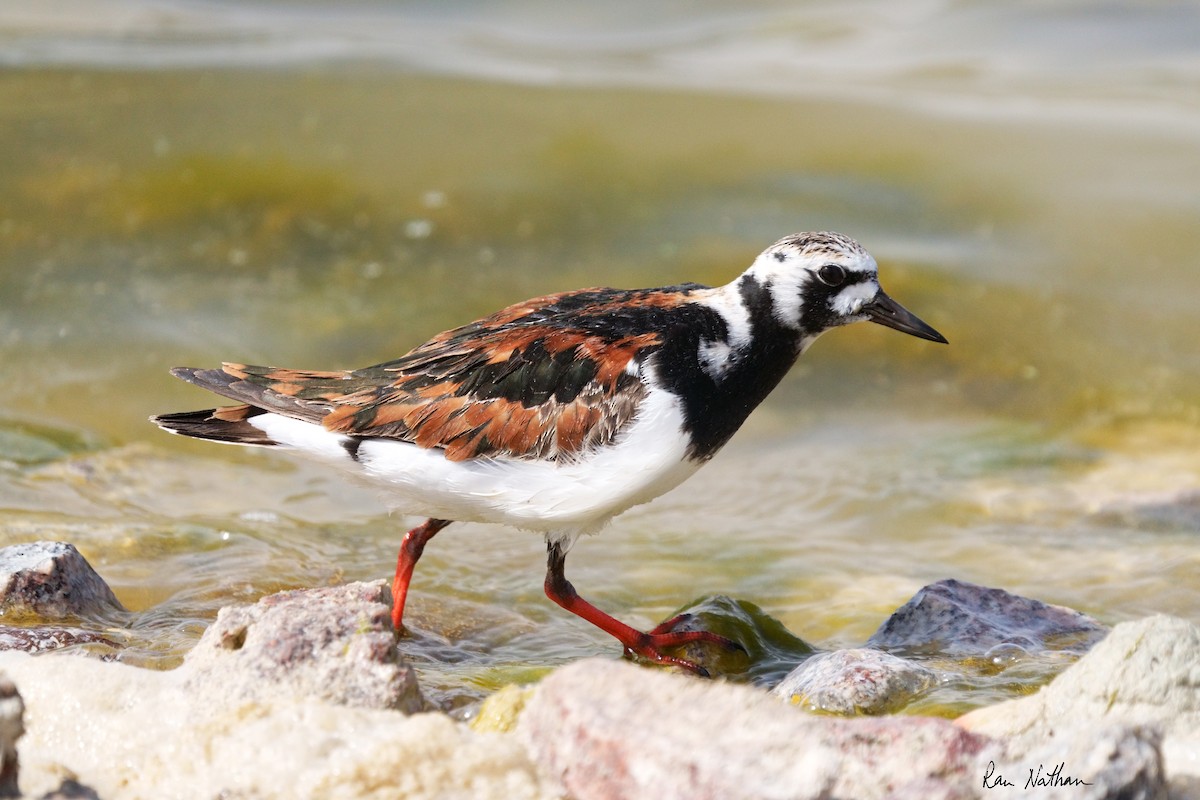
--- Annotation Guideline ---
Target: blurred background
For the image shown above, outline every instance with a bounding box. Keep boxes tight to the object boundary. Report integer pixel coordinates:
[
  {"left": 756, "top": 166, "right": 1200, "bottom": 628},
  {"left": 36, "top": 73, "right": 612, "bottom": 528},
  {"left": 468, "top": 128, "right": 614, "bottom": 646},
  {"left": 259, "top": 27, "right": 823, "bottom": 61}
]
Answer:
[{"left": 1, "top": 1, "right": 1198, "bottom": 710}]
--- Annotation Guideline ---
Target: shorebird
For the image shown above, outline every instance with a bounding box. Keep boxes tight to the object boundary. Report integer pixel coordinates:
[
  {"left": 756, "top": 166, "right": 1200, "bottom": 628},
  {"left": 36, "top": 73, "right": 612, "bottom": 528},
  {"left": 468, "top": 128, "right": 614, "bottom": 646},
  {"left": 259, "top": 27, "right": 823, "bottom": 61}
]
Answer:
[{"left": 152, "top": 231, "right": 946, "bottom": 674}]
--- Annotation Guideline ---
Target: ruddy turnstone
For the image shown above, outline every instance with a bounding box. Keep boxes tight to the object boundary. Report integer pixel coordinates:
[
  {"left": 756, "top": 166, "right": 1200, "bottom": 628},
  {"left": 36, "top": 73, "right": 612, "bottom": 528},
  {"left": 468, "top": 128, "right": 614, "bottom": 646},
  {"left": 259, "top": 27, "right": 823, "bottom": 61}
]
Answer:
[{"left": 152, "top": 231, "right": 946, "bottom": 675}]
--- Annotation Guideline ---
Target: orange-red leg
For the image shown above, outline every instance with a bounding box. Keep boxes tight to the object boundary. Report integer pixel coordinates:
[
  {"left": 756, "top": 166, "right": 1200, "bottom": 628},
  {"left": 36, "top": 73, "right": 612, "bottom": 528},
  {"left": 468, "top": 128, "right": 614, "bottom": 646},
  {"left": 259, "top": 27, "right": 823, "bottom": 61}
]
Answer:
[
  {"left": 391, "top": 518, "right": 451, "bottom": 632},
  {"left": 543, "top": 540, "right": 740, "bottom": 677}
]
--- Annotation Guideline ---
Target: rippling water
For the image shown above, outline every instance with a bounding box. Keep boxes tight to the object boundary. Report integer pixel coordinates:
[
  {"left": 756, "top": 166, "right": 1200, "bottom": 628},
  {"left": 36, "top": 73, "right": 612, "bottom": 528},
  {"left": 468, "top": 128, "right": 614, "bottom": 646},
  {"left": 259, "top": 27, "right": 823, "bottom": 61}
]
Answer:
[{"left": 1, "top": 1, "right": 1197, "bottom": 711}]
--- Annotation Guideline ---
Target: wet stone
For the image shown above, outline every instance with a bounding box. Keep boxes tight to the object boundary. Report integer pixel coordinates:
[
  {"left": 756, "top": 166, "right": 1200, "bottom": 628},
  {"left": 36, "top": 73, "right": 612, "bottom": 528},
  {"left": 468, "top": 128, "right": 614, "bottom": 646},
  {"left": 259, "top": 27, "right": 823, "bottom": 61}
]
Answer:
[
  {"left": 182, "top": 580, "right": 425, "bottom": 713},
  {"left": 0, "top": 542, "right": 125, "bottom": 622},
  {"left": 0, "top": 626, "right": 120, "bottom": 657},
  {"left": 868, "top": 578, "right": 1108, "bottom": 657},
  {"left": 772, "top": 648, "right": 938, "bottom": 715},
  {"left": 37, "top": 779, "right": 102, "bottom": 800},
  {"left": 646, "top": 595, "right": 813, "bottom": 684}
]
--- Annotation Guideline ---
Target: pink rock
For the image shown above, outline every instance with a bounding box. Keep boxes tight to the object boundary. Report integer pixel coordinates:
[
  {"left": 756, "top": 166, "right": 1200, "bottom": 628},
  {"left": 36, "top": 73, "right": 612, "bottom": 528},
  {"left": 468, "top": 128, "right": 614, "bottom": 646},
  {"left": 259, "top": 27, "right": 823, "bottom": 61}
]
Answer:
[
  {"left": 520, "top": 658, "right": 994, "bottom": 800},
  {"left": 182, "top": 580, "right": 424, "bottom": 713},
  {"left": 520, "top": 658, "right": 1166, "bottom": 800}
]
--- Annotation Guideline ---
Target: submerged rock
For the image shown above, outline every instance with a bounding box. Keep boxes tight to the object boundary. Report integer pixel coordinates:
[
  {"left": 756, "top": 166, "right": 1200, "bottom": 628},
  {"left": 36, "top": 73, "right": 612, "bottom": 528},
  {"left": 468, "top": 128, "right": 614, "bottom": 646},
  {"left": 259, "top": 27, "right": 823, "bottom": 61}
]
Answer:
[
  {"left": 0, "top": 542, "right": 125, "bottom": 621},
  {"left": 868, "top": 578, "right": 1108, "bottom": 656},
  {"left": 0, "top": 625, "right": 120, "bottom": 657},
  {"left": 768, "top": 579, "right": 1108, "bottom": 716},
  {"left": 959, "top": 615, "right": 1200, "bottom": 798},
  {"left": 183, "top": 580, "right": 425, "bottom": 713},
  {"left": 772, "top": 648, "right": 938, "bottom": 715}
]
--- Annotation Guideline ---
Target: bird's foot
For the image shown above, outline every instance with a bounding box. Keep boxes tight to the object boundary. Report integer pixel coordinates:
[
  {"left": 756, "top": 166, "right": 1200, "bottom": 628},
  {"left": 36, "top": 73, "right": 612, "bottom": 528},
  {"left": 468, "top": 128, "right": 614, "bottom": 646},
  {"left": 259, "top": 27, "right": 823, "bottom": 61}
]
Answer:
[{"left": 625, "top": 616, "right": 747, "bottom": 678}]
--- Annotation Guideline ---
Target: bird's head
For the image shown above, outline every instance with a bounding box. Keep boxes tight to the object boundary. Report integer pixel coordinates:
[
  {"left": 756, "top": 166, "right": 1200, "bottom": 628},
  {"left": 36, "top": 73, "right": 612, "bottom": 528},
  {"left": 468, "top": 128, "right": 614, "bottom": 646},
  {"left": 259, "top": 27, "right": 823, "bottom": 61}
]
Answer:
[{"left": 748, "top": 231, "right": 947, "bottom": 347}]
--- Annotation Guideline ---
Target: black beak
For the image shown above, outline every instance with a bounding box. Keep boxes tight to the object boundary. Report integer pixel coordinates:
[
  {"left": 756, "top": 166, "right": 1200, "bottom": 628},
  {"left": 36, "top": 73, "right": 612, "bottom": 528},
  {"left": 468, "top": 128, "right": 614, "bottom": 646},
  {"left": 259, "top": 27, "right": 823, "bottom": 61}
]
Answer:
[{"left": 863, "top": 291, "right": 948, "bottom": 344}]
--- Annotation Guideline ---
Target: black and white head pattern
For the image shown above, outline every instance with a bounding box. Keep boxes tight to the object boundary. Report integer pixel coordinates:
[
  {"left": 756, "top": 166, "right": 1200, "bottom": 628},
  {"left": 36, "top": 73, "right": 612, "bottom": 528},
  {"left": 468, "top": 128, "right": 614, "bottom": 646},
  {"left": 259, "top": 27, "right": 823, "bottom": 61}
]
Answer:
[{"left": 747, "top": 231, "right": 882, "bottom": 345}]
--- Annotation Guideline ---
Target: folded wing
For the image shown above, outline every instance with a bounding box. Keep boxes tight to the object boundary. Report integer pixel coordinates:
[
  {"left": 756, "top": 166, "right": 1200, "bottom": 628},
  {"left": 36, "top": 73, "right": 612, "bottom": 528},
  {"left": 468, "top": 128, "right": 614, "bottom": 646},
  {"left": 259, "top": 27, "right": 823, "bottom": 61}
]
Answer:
[{"left": 157, "top": 286, "right": 704, "bottom": 462}]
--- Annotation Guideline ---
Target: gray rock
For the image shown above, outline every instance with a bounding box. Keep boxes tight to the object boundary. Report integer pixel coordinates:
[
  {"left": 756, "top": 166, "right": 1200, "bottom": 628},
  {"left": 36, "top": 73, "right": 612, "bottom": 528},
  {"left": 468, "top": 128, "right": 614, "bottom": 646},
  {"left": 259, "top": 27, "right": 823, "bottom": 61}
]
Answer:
[
  {"left": 182, "top": 580, "right": 425, "bottom": 713},
  {"left": 520, "top": 657, "right": 998, "bottom": 800},
  {"left": 772, "top": 648, "right": 938, "bottom": 714},
  {"left": 869, "top": 578, "right": 1107, "bottom": 656},
  {"left": 0, "top": 542, "right": 125, "bottom": 621},
  {"left": 1091, "top": 488, "right": 1200, "bottom": 532},
  {"left": 37, "top": 779, "right": 102, "bottom": 799},
  {"left": 0, "top": 675, "right": 22, "bottom": 798},
  {"left": 959, "top": 615, "right": 1200, "bottom": 798}
]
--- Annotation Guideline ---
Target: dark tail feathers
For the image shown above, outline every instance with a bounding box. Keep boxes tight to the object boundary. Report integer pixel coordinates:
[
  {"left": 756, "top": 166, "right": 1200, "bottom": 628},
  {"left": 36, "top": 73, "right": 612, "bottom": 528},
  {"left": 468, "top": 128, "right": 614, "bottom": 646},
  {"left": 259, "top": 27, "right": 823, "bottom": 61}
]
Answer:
[{"left": 150, "top": 406, "right": 279, "bottom": 446}]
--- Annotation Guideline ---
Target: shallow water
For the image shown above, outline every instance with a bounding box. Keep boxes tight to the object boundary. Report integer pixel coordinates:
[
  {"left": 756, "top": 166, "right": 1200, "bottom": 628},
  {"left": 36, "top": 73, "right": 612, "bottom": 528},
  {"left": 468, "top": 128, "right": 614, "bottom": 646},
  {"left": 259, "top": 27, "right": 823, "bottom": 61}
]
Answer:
[{"left": 1, "top": 2, "right": 1198, "bottom": 712}]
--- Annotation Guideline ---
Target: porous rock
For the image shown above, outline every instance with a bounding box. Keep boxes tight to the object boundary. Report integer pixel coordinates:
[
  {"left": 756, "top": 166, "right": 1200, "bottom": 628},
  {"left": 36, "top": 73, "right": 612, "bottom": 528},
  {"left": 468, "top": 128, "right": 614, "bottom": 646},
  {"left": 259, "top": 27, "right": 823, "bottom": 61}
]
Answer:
[
  {"left": 772, "top": 648, "right": 938, "bottom": 714},
  {"left": 989, "top": 724, "right": 1165, "bottom": 800},
  {"left": 0, "top": 650, "right": 551, "bottom": 800},
  {"left": 520, "top": 657, "right": 996, "bottom": 800},
  {"left": 868, "top": 578, "right": 1108, "bottom": 655},
  {"left": 521, "top": 657, "right": 1172, "bottom": 800},
  {"left": 182, "top": 580, "right": 424, "bottom": 713},
  {"left": 0, "top": 542, "right": 124, "bottom": 621},
  {"left": 959, "top": 615, "right": 1200, "bottom": 797}
]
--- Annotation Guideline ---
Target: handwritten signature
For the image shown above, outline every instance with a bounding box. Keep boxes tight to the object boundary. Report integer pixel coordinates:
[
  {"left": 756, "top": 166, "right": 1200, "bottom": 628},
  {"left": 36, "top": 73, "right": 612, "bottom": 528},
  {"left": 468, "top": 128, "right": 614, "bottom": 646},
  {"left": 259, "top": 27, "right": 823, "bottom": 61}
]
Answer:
[{"left": 983, "top": 761, "right": 1094, "bottom": 790}]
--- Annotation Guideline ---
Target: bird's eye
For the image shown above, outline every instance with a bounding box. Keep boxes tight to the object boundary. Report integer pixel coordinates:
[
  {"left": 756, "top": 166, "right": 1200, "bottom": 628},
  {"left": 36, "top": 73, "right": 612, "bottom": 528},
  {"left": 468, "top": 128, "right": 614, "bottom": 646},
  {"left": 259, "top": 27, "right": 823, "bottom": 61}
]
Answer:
[{"left": 817, "top": 264, "right": 847, "bottom": 287}]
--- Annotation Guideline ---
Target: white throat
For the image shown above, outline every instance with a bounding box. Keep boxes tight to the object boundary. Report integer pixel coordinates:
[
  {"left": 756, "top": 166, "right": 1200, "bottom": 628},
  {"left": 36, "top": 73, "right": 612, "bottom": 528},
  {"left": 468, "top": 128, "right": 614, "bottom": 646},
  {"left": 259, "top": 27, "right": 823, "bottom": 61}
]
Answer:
[{"left": 694, "top": 283, "right": 753, "bottom": 380}]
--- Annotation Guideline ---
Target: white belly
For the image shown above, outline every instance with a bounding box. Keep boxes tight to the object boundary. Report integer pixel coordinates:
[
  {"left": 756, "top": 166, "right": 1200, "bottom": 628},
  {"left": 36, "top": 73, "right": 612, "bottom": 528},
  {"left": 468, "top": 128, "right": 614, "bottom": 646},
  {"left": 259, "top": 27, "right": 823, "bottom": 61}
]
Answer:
[{"left": 248, "top": 387, "right": 701, "bottom": 540}]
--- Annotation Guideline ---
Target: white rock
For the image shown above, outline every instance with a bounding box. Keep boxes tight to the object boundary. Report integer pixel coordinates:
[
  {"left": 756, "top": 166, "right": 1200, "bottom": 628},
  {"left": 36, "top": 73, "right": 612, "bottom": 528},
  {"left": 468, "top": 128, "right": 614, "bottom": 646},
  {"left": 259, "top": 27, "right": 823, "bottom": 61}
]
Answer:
[
  {"left": 959, "top": 615, "right": 1200, "bottom": 795},
  {"left": 0, "top": 650, "right": 552, "bottom": 799},
  {"left": 772, "top": 648, "right": 938, "bottom": 714}
]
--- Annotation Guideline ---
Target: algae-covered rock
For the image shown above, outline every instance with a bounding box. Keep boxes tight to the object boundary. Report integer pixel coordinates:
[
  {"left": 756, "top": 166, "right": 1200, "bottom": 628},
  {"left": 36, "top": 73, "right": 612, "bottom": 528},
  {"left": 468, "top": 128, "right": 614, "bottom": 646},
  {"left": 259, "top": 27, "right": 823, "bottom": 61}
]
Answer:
[
  {"left": 471, "top": 684, "right": 536, "bottom": 734},
  {"left": 645, "top": 594, "right": 812, "bottom": 684}
]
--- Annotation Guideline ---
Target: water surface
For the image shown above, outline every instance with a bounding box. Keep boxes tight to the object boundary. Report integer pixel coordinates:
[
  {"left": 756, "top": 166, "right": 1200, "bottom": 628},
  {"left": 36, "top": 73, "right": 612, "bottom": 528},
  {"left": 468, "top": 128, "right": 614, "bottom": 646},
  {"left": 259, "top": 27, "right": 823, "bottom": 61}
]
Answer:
[{"left": 1, "top": 1, "right": 1197, "bottom": 711}]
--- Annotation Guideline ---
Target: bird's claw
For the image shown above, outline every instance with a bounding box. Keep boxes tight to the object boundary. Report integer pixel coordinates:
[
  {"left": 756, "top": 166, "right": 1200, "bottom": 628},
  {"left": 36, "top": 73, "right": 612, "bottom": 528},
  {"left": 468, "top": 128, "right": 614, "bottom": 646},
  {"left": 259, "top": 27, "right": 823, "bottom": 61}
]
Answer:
[{"left": 624, "top": 619, "right": 746, "bottom": 677}]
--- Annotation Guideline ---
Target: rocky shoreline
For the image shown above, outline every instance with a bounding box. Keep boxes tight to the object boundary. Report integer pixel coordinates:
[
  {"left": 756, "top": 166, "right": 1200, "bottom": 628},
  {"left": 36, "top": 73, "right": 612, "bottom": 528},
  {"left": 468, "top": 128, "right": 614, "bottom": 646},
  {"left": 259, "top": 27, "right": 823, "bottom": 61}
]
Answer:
[{"left": 0, "top": 541, "right": 1196, "bottom": 799}]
